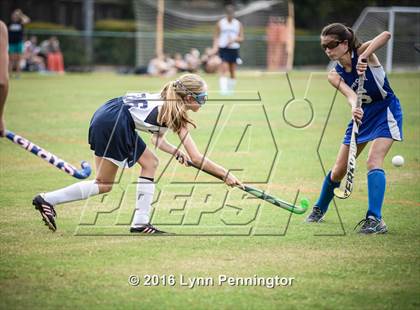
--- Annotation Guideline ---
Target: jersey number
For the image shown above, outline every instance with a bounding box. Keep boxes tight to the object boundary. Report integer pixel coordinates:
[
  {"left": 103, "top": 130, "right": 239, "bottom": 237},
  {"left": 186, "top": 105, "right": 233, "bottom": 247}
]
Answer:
[
  {"left": 124, "top": 93, "right": 148, "bottom": 109},
  {"left": 359, "top": 87, "right": 373, "bottom": 104}
]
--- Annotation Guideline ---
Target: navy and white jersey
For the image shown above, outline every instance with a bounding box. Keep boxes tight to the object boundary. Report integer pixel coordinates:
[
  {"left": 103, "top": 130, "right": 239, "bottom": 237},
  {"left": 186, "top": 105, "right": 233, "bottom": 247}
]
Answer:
[
  {"left": 122, "top": 92, "right": 168, "bottom": 135},
  {"left": 218, "top": 17, "right": 241, "bottom": 49},
  {"left": 335, "top": 51, "right": 403, "bottom": 144}
]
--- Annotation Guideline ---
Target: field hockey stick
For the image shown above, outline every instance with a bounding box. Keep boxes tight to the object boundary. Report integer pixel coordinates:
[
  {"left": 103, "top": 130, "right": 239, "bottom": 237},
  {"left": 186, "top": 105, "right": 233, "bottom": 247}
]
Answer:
[
  {"left": 184, "top": 159, "right": 309, "bottom": 214},
  {"left": 5, "top": 130, "right": 92, "bottom": 179},
  {"left": 334, "top": 67, "right": 366, "bottom": 199}
]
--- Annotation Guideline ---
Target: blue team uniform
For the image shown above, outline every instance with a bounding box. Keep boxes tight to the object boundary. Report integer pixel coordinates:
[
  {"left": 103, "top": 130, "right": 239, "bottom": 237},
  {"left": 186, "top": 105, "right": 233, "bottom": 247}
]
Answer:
[
  {"left": 335, "top": 51, "right": 403, "bottom": 145},
  {"left": 311, "top": 50, "right": 404, "bottom": 224}
]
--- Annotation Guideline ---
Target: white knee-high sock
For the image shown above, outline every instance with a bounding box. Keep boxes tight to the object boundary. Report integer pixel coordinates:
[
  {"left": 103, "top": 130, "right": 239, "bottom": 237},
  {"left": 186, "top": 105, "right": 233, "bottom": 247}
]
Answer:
[
  {"left": 131, "top": 177, "right": 155, "bottom": 227},
  {"left": 43, "top": 180, "right": 100, "bottom": 206},
  {"left": 228, "top": 78, "right": 236, "bottom": 92},
  {"left": 219, "top": 76, "right": 228, "bottom": 94}
]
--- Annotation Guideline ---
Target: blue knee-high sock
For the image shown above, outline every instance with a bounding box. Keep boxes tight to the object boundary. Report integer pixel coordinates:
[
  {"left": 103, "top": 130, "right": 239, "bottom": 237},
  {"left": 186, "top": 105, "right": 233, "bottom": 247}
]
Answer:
[
  {"left": 315, "top": 171, "right": 341, "bottom": 213},
  {"left": 367, "top": 169, "right": 386, "bottom": 219}
]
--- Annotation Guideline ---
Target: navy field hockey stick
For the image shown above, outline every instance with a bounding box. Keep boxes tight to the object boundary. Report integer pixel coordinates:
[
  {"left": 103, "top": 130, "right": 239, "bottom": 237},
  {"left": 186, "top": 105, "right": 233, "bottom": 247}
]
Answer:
[
  {"left": 185, "top": 160, "right": 309, "bottom": 214},
  {"left": 334, "top": 65, "right": 366, "bottom": 199},
  {"left": 5, "top": 130, "right": 92, "bottom": 179}
]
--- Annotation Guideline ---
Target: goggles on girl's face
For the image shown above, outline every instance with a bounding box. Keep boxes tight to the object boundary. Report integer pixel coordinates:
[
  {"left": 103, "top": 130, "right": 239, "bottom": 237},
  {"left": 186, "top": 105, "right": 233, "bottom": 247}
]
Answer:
[
  {"left": 192, "top": 92, "right": 208, "bottom": 105},
  {"left": 321, "top": 40, "right": 343, "bottom": 50}
]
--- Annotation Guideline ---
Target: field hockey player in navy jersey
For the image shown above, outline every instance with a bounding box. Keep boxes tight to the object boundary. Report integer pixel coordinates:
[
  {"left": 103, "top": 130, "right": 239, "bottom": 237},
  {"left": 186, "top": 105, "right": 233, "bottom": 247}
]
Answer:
[{"left": 33, "top": 73, "right": 243, "bottom": 233}]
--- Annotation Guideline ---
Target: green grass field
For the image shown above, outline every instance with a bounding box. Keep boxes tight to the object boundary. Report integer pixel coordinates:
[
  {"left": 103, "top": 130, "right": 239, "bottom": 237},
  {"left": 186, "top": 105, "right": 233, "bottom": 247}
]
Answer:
[{"left": 1, "top": 71, "right": 419, "bottom": 309}]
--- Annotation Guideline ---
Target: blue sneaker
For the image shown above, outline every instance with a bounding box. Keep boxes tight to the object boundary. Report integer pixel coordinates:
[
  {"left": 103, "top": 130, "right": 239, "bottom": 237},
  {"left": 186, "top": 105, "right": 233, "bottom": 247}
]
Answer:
[
  {"left": 355, "top": 215, "right": 388, "bottom": 234},
  {"left": 305, "top": 206, "right": 325, "bottom": 223}
]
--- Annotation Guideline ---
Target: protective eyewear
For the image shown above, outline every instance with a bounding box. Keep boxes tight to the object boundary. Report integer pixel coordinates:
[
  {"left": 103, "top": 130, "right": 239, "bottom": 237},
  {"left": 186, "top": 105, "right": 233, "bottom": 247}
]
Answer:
[
  {"left": 191, "top": 92, "right": 208, "bottom": 105},
  {"left": 321, "top": 40, "right": 343, "bottom": 50}
]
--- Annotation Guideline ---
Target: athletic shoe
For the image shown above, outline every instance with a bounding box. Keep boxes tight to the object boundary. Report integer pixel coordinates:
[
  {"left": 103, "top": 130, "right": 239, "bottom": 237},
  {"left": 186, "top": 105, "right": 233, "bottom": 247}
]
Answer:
[
  {"left": 32, "top": 194, "right": 57, "bottom": 232},
  {"left": 305, "top": 206, "right": 325, "bottom": 223},
  {"left": 130, "top": 224, "right": 167, "bottom": 234},
  {"left": 355, "top": 215, "right": 388, "bottom": 234}
]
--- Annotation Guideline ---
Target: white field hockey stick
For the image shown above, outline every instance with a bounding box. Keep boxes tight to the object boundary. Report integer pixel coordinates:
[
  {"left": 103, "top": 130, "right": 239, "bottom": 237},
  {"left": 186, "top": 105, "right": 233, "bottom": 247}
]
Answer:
[
  {"left": 5, "top": 130, "right": 92, "bottom": 179},
  {"left": 334, "top": 71, "right": 366, "bottom": 199}
]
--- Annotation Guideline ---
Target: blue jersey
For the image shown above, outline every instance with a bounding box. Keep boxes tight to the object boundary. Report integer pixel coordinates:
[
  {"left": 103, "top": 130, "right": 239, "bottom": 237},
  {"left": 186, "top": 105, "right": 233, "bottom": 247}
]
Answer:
[
  {"left": 335, "top": 51, "right": 396, "bottom": 104},
  {"left": 335, "top": 51, "right": 403, "bottom": 144}
]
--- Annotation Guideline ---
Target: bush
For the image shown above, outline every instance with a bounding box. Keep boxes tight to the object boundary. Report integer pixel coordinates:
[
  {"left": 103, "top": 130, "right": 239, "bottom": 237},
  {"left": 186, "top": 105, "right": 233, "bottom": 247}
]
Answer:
[
  {"left": 26, "top": 22, "right": 75, "bottom": 31},
  {"left": 93, "top": 36, "right": 135, "bottom": 66},
  {"left": 94, "top": 19, "right": 136, "bottom": 32},
  {"left": 294, "top": 39, "right": 328, "bottom": 66}
]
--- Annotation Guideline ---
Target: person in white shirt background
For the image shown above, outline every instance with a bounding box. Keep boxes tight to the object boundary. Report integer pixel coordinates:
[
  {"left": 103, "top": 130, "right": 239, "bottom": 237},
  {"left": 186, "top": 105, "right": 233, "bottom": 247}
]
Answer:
[{"left": 213, "top": 5, "right": 244, "bottom": 95}]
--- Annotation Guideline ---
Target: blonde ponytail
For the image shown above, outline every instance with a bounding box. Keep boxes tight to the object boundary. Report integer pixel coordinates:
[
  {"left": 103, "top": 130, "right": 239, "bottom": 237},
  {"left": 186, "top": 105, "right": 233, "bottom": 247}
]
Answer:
[{"left": 159, "top": 73, "right": 206, "bottom": 133}]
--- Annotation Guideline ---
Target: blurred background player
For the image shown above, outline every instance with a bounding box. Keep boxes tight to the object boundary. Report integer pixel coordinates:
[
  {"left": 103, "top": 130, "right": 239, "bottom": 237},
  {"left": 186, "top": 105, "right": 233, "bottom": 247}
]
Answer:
[
  {"left": 212, "top": 5, "right": 244, "bottom": 95},
  {"left": 0, "top": 20, "right": 9, "bottom": 137},
  {"left": 306, "top": 23, "right": 403, "bottom": 234},
  {"left": 32, "top": 73, "right": 243, "bottom": 233},
  {"left": 266, "top": 16, "right": 288, "bottom": 71},
  {"left": 7, "top": 9, "right": 30, "bottom": 78}
]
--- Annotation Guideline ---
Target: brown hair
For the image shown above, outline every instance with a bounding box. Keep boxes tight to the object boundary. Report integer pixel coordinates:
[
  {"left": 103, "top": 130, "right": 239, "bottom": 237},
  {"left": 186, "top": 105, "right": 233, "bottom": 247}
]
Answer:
[
  {"left": 321, "top": 23, "right": 362, "bottom": 52},
  {"left": 225, "top": 5, "right": 235, "bottom": 17},
  {"left": 159, "top": 73, "right": 206, "bottom": 133}
]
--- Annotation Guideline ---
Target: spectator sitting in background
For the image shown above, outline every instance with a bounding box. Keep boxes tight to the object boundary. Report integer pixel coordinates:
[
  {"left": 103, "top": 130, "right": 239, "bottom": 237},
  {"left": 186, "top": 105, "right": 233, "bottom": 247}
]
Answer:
[
  {"left": 163, "top": 54, "right": 177, "bottom": 76},
  {"left": 185, "top": 48, "right": 201, "bottom": 73},
  {"left": 201, "top": 47, "right": 222, "bottom": 74},
  {"left": 174, "top": 53, "right": 188, "bottom": 72},
  {"left": 38, "top": 38, "right": 49, "bottom": 67},
  {"left": 147, "top": 55, "right": 162, "bottom": 76},
  {"left": 22, "top": 36, "right": 45, "bottom": 72},
  {"left": 147, "top": 54, "right": 176, "bottom": 77},
  {"left": 46, "top": 36, "right": 64, "bottom": 74}
]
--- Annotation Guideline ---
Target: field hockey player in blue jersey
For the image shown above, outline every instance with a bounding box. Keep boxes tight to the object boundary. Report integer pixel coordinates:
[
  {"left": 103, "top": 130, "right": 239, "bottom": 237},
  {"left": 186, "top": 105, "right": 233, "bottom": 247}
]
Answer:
[
  {"left": 306, "top": 23, "right": 403, "bottom": 234},
  {"left": 32, "top": 73, "right": 243, "bottom": 233}
]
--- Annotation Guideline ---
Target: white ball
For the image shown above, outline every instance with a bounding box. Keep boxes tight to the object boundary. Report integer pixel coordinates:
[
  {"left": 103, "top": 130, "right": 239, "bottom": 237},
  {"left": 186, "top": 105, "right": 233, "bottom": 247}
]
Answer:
[{"left": 392, "top": 155, "right": 404, "bottom": 167}]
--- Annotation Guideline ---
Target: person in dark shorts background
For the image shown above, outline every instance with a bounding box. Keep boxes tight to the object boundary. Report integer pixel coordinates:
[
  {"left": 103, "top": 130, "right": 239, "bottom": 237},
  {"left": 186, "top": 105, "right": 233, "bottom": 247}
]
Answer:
[
  {"left": 8, "top": 9, "right": 30, "bottom": 78},
  {"left": 212, "top": 5, "right": 244, "bottom": 95}
]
